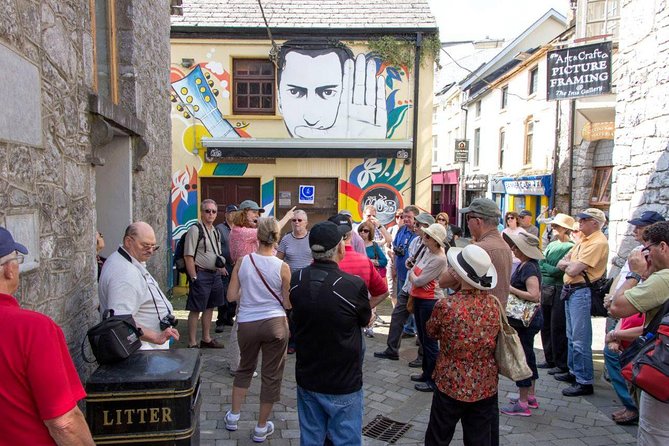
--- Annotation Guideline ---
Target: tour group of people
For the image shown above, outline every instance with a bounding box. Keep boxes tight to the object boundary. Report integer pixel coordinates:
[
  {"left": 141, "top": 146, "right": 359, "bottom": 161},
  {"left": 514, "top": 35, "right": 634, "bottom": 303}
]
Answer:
[{"left": 2, "top": 196, "right": 669, "bottom": 445}]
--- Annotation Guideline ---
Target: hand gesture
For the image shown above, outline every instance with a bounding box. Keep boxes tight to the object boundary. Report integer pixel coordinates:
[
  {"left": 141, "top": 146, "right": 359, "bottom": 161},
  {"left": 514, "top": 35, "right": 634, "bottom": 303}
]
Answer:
[{"left": 628, "top": 250, "right": 650, "bottom": 277}]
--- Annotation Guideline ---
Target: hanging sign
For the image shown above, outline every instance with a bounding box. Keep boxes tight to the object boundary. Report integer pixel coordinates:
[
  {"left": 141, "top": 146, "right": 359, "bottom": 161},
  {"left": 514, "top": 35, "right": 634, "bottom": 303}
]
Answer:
[{"left": 547, "top": 42, "right": 612, "bottom": 100}]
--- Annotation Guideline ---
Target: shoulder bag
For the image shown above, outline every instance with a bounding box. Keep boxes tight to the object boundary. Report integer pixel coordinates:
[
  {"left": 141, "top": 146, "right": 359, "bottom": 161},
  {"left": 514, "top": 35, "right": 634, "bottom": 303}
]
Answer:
[
  {"left": 248, "top": 254, "right": 287, "bottom": 312},
  {"left": 81, "top": 309, "right": 143, "bottom": 365},
  {"left": 493, "top": 297, "right": 533, "bottom": 381},
  {"left": 582, "top": 272, "right": 613, "bottom": 317},
  {"left": 506, "top": 294, "right": 540, "bottom": 327}
]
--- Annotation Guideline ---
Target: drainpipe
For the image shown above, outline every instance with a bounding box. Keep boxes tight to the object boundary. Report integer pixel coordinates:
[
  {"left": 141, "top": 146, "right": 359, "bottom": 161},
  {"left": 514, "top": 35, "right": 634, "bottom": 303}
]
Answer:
[
  {"left": 459, "top": 104, "right": 469, "bottom": 229},
  {"left": 410, "top": 32, "right": 422, "bottom": 205},
  {"left": 551, "top": 100, "right": 561, "bottom": 209},
  {"left": 568, "top": 99, "right": 576, "bottom": 214}
]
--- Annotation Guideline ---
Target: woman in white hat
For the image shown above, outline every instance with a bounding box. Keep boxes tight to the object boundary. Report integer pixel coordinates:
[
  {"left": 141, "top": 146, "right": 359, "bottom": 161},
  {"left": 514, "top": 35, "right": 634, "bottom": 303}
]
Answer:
[
  {"left": 405, "top": 223, "right": 448, "bottom": 393},
  {"left": 425, "top": 244, "right": 500, "bottom": 445},
  {"left": 537, "top": 214, "right": 575, "bottom": 376},
  {"left": 500, "top": 231, "right": 544, "bottom": 417}
]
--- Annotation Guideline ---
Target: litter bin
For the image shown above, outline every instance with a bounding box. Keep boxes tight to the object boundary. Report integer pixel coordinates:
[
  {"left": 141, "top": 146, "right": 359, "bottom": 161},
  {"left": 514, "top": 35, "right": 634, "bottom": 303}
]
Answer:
[{"left": 85, "top": 349, "right": 201, "bottom": 445}]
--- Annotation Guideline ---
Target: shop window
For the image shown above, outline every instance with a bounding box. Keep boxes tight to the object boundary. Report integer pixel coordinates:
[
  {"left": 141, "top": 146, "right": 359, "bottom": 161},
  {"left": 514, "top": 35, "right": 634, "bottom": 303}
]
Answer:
[
  {"left": 589, "top": 166, "right": 612, "bottom": 205},
  {"left": 92, "top": 0, "right": 119, "bottom": 103},
  {"left": 233, "top": 59, "right": 275, "bottom": 115},
  {"left": 473, "top": 128, "right": 480, "bottom": 167},
  {"left": 523, "top": 116, "right": 533, "bottom": 165},
  {"left": 500, "top": 86, "right": 508, "bottom": 110},
  {"left": 498, "top": 128, "right": 505, "bottom": 170},
  {"left": 529, "top": 66, "right": 539, "bottom": 95}
]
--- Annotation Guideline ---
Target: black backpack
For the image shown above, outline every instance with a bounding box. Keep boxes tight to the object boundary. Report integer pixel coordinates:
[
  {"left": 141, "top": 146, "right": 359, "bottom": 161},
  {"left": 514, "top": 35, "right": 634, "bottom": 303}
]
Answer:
[{"left": 174, "top": 223, "right": 203, "bottom": 274}]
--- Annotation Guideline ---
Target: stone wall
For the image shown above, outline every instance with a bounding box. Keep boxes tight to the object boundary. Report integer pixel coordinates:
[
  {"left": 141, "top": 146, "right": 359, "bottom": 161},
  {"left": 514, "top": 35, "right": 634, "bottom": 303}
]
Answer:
[
  {"left": 0, "top": 0, "right": 171, "bottom": 375},
  {"left": 610, "top": 0, "right": 669, "bottom": 269}
]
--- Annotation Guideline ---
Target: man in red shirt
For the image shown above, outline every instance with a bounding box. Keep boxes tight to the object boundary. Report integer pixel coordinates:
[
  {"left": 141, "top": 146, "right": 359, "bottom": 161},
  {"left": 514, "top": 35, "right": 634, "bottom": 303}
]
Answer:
[
  {"left": 328, "top": 214, "right": 388, "bottom": 308},
  {"left": 0, "top": 227, "right": 93, "bottom": 445}
]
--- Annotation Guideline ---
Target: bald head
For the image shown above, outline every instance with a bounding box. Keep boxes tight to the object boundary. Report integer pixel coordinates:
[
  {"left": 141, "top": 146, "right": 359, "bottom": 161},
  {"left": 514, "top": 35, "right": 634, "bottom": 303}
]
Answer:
[{"left": 123, "top": 222, "right": 157, "bottom": 262}]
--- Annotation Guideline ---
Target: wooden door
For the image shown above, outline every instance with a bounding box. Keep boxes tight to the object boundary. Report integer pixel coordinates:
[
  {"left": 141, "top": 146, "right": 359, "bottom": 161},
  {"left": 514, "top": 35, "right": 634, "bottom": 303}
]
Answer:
[{"left": 200, "top": 177, "right": 260, "bottom": 225}]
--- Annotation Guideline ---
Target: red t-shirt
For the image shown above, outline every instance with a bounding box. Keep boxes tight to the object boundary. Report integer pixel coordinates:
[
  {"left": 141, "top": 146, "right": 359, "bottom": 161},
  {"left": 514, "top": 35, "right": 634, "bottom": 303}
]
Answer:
[
  {"left": 339, "top": 245, "right": 388, "bottom": 297},
  {"left": 0, "top": 293, "right": 86, "bottom": 444}
]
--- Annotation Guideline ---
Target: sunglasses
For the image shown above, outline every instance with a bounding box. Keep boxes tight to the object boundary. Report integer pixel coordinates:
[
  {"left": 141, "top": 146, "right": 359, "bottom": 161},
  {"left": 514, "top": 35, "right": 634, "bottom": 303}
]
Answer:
[
  {"left": 360, "top": 229, "right": 370, "bottom": 233},
  {"left": 203, "top": 209, "right": 217, "bottom": 214},
  {"left": 466, "top": 214, "right": 482, "bottom": 222},
  {"left": 291, "top": 219, "right": 303, "bottom": 222},
  {"left": 506, "top": 216, "right": 515, "bottom": 220},
  {"left": 396, "top": 214, "right": 404, "bottom": 218},
  {"left": 437, "top": 217, "right": 447, "bottom": 222}
]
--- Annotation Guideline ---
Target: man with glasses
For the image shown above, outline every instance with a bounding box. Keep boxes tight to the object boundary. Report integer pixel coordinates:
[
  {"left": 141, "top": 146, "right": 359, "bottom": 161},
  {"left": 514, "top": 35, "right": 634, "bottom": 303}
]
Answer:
[
  {"left": 609, "top": 221, "right": 669, "bottom": 444},
  {"left": 556, "top": 208, "right": 609, "bottom": 397},
  {"left": 0, "top": 227, "right": 94, "bottom": 444},
  {"left": 362, "top": 204, "right": 392, "bottom": 246},
  {"left": 184, "top": 199, "right": 226, "bottom": 348},
  {"left": 99, "top": 222, "right": 180, "bottom": 350}
]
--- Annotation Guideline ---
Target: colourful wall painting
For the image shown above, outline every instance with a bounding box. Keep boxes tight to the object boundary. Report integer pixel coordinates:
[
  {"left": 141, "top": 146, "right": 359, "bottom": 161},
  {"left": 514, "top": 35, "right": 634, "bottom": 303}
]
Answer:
[
  {"left": 339, "top": 158, "right": 409, "bottom": 225},
  {"left": 169, "top": 40, "right": 413, "bottom": 240}
]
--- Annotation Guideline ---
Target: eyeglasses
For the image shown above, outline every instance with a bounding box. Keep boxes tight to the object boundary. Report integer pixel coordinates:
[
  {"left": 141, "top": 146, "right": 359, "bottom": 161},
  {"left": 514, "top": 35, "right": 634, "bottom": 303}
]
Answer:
[
  {"left": 360, "top": 229, "right": 370, "bottom": 233},
  {"left": 0, "top": 254, "right": 24, "bottom": 266},
  {"left": 466, "top": 214, "right": 482, "bottom": 222},
  {"left": 396, "top": 214, "right": 404, "bottom": 218},
  {"left": 130, "top": 237, "right": 160, "bottom": 252},
  {"left": 291, "top": 218, "right": 304, "bottom": 223},
  {"left": 203, "top": 209, "right": 217, "bottom": 214},
  {"left": 642, "top": 242, "right": 661, "bottom": 253},
  {"left": 437, "top": 217, "right": 447, "bottom": 222}
]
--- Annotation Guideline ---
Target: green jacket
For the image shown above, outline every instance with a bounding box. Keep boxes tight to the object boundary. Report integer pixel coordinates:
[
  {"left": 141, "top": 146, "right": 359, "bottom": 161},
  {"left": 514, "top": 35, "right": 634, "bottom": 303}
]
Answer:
[{"left": 539, "top": 240, "right": 574, "bottom": 286}]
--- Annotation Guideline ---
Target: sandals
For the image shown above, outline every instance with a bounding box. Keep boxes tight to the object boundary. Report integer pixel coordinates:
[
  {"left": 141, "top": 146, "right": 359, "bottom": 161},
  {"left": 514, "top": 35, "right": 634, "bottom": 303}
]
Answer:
[{"left": 612, "top": 408, "right": 638, "bottom": 425}]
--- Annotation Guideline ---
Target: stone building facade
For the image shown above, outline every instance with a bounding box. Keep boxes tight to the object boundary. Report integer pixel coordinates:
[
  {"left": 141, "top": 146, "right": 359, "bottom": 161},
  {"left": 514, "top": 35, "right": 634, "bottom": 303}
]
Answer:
[
  {"left": 609, "top": 0, "right": 669, "bottom": 268},
  {"left": 0, "top": 0, "right": 171, "bottom": 373}
]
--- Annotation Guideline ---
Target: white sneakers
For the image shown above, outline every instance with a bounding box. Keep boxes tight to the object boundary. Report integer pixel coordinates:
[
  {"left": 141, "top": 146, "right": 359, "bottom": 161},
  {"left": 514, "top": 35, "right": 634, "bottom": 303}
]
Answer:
[
  {"left": 224, "top": 410, "right": 239, "bottom": 431},
  {"left": 252, "top": 421, "right": 274, "bottom": 443}
]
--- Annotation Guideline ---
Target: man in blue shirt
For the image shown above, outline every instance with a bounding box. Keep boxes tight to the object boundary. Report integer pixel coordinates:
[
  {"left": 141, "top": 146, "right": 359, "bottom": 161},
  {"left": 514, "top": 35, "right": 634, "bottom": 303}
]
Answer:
[{"left": 374, "top": 205, "right": 419, "bottom": 360}]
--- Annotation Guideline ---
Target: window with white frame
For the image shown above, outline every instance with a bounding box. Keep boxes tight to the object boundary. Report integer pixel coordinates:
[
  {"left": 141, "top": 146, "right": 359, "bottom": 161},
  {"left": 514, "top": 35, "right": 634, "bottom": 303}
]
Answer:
[
  {"left": 473, "top": 128, "right": 480, "bottom": 167},
  {"left": 432, "top": 135, "right": 439, "bottom": 164},
  {"left": 585, "top": 0, "right": 620, "bottom": 40},
  {"left": 498, "top": 128, "right": 505, "bottom": 170},
  {"left": 529, "top": 66, "right": 539, "bottom": 96},
  {"left": 524, "top": 116, "right": 534, "bottom": 165},
  {"left": 500, "top": 86, "right": 508, "bottom": 109},
  {"left": 475, "top": 100, "right": 481, "bottom": 118}
]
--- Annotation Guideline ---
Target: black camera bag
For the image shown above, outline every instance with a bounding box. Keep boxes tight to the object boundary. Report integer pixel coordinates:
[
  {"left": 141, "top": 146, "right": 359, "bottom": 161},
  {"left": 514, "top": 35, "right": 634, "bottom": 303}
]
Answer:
[{"left": 82, "top": 309, "right": 143, "bottom": 365}]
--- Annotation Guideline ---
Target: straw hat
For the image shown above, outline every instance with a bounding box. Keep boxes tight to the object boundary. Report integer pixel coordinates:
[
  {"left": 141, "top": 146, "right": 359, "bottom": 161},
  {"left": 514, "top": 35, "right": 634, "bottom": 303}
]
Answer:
[
  {"left": 550, "top": 213, "right": 576, "bottom": 230},
  {"left": 447, "top": 245, "right": 498, "bottom": 290},
  {"left": 502, "top": 231, "right": 544, "bottom": 260},
  {"left": 422, "top": 223, "right": 447, "bottom": 247}
]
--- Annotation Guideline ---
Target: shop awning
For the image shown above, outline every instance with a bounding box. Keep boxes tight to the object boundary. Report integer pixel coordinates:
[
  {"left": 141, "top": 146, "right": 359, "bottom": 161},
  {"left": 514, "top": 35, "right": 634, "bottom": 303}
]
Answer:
[{"left": 201, "top": 138, "right": 412, "bottom": 159}]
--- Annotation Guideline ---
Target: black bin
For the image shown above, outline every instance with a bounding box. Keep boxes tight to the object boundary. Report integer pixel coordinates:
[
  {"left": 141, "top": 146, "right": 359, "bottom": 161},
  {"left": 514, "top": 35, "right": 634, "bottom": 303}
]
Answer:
[{"left": 85, "top": 349, "right": 201, "bottom": 445}]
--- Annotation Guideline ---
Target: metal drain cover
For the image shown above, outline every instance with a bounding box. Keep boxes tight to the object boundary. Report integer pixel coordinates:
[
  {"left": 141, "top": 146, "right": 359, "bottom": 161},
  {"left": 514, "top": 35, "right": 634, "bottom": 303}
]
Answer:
[{"left": 362, "top": 415, "right": 412, "bottom": 444}]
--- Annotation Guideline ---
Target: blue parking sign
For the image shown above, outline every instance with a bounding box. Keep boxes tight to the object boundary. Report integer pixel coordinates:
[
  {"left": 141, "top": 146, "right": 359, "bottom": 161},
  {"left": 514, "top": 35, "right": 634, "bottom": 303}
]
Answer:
[{"left": 299, "top": 185, "right": 315, "bottom": 204}]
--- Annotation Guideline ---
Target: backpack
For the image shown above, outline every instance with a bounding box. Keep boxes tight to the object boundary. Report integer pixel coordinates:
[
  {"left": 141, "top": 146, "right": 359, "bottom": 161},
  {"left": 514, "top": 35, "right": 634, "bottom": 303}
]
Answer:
[{"left": 174, "top": 223, "right": 203, "bottom": 274}]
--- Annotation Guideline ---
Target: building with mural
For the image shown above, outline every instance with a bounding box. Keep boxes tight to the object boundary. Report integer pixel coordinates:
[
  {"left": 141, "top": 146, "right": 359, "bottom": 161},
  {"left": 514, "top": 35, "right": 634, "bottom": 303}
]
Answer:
[
  {"left": 0, "top": 1, "right": 172, "bottom": 371},
  {"left": 169, "top": 0, "right": 437, "bottom": 247}
]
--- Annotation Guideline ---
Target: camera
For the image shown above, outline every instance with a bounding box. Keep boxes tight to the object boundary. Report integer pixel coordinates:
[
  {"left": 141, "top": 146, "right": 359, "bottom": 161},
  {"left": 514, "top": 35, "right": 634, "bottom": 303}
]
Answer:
[
  {"left": 160, "top": 313, "right": 178, "bottom": 331},
  {"left": 215, "top": 255, "right": 226, "bottom": 268},
  {"left": 393, "top": 246, "right": 405, "bottom": 257}
]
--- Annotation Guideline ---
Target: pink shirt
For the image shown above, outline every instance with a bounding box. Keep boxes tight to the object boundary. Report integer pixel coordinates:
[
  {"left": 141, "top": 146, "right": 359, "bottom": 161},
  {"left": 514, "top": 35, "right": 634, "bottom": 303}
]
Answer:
[{"left": 230, "top": 226, "right": 258, "bottom": 264}]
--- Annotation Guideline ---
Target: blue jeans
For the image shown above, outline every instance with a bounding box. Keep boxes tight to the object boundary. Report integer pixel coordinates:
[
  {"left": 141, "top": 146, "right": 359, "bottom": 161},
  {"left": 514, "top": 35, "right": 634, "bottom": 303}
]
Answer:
[
  {"left": 413, "top": 298, "right": 439, "bottom": 386},
  {"left": 565, "top": 287, "right": 594, "bottom": 385},
  {"left": 297, "top": 386, "right": 363, "bottom": 446},
  {"left": 604, "top": 344, "right": 637, "bottom": 411},
  {"left": 403, "top": 314, "right": 417, "bottom": 334}
]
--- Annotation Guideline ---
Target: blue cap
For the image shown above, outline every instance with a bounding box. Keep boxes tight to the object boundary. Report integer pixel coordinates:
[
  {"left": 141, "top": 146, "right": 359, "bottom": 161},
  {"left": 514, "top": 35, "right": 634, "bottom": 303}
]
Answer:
[
  {"left": 225, "top": 204, "right": 238, "bottom": 213},
  {"left": 628, "top": 211, "right": 665, "bottom": 227},
  {"left": 0, "top": 227, "right": 28, "bottom": 258}
]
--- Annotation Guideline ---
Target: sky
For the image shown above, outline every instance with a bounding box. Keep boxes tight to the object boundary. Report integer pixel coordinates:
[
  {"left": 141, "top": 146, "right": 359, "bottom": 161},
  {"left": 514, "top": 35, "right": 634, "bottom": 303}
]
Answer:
[{"left": 427, "top": 0, "right": 570, "bottom": 42}]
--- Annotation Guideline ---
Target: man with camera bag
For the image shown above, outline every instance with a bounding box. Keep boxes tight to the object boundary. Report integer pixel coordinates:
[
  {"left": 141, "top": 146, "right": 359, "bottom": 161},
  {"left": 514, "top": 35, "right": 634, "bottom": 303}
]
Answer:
[
  {"left": 99, "top": 222, "right": 180, "bottom": 350},
  {"left": 184, "top": 199, "right": 226, "bottom": 348},
  {"left": 0, "top": 227, "right": 94, "bottom": 444}
]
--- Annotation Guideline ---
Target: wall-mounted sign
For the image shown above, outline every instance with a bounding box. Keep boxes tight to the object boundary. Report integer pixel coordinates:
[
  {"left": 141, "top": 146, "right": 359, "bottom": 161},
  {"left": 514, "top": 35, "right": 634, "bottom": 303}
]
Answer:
[
  {"left": 454, "top": 139, "right": 469, "bottom": 163},
  {"left": 464, "top": 175, "right": 488, "bottom": 191},
  {"left": 278, "top": 191, "right": 292, "bottom": 207},
  {"left": 505, "top": 179, "right": 545, "bottom": 196},
  {"left": 581, "top": 121, "right": 615, "bottom": 141},
  {"left": 299, "top": 185, "right": 315, "bottom": 204},
  {"left": 490, "top": 177, "right": 506, "bottom": 194},
  {"left": 547, "top": 42, "right": 612, "bottom": 101}
]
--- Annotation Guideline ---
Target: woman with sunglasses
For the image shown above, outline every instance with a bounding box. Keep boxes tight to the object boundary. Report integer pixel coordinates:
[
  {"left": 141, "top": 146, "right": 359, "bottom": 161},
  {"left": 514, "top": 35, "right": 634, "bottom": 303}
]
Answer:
[
  {"left": 435, "top": 212, "right": 455, "bottom": 248},
  {"left": 357, "top": 220, "right": 389, "bottom": 337},
  {"left": 502, "top": 211, "right": 526, "bottom": 276}
]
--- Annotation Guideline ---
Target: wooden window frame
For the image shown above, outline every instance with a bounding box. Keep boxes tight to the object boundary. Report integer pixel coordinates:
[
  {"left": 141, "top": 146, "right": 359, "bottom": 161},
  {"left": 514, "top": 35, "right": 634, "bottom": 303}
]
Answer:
[
  {"left": 589, "top": 166, "right": 613, "bottom": 205},
  {"left": 90, "top": 0, "right": 119, "bottom": 104},
  {"left": 232, "top": 59, "right": 276, "bottom": 115},
  {"left": 523, "top": 116, "right": 534, "bottom": 165}
]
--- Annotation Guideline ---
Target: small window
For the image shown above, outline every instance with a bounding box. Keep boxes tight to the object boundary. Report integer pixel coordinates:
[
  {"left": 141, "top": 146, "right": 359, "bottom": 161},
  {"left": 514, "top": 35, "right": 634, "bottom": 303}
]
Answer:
[
  {"left": 529, "top": 67, "right": 539, "bottom": 95},
  {"left": 432, "top": 135, "right": 439, "bottom": 164},
  {"left": 590, "top": 166, "right": 613, "bottom": 205},
  {"left": 233, "top": 59, "right": 275, "bottom": 115},
  {"left": 500, "top": 86, "right": 508, "bottom": 109},
  {"left": 475, "top": 100, "right": 481, "bottom": 118},
  {"left": 92, "top": 0, "right": 119, "bottom": 103},
  {"left": 473, "top": 128, "right": 481, "bottom": 167},
  {"left": 524, "top": 117, "right": 534, "bottom": 165},
  {"left": 433, "top": 106, "right": 438, "bottom": 123},
  {"left": 498, "top": 128, "right": 505, "bottom": 170}
]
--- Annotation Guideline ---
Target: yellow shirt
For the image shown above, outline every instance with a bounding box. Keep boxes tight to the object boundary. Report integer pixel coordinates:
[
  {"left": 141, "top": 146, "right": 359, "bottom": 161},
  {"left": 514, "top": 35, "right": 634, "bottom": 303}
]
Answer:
[{"left": 563, "top": 230, "right": 608, "bottom": 285}]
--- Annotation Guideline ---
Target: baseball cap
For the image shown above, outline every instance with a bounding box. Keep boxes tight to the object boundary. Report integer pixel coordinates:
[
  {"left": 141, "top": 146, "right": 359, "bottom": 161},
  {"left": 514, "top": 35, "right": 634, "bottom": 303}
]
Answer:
[
  {"left": 225, "top": 204, "right": 238, "bottom": 213},
  {"left": 328, "top": 213, "right": 353, "bottom": 233},
  {"left": 628, "top": 210, "right": 665, "bottom": 227},
  {"left": 0, "top": 227, "right": 28, "bottom": 258},
  {"left": 518, "top": 209, "right": 532, "bottom": 217},
  {"left": 309, "top": 221, "right": 344, "bottom": 253},
  {"left": 339, "top": 209, "right": 352, "bottom": 217},
  {"left": 459, "top": 198, "right": 502, "bottom": 218},
  {"left": 415, "top": 213, "right": 436, "bottom": 226},
  {"left": 238, "top": 200, "right": 265, "bottom": 213},
  {"left": 576, "top": 208, "right": 607, "bottom": 224}
]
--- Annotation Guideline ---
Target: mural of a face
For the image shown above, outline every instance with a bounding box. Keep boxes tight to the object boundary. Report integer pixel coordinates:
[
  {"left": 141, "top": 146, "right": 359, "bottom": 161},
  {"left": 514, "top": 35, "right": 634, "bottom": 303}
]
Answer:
[{"left": 279, "top": 51, "right": 344, "bottom": 137}]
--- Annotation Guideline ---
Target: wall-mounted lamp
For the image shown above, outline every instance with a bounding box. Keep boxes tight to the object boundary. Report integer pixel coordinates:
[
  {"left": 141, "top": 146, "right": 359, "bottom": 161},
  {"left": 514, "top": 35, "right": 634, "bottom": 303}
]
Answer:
[{"left": 181, "top": 58, "right": 195, "bottom": 68}]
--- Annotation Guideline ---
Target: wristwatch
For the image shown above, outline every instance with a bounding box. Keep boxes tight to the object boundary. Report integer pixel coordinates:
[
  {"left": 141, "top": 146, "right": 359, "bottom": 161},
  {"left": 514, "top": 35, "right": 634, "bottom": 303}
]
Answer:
[
  {"left": 191, "top": 276, "right": 197, "bottom": 282},
  {"left": 626, "top": 272, "right": 642, "bottom": 282}
]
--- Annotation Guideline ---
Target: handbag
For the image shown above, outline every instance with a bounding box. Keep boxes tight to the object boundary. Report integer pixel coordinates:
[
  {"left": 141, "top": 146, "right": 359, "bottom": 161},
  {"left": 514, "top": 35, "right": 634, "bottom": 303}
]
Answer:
[
  {"left": 493, "top": 297, "right": 533, "bottom": 382},
  {"left": 582, "top": 272, "right": 613, "bottom": 317},
  {"left": 248, "top": 254, "right": 287, "bottom": 311},
  {"left": 620, "top": 299, "right": 669, "bottom": 368},
  {"left": 82, "top": 309, "right": 143, "bottom": 365},
  {"left": 407, "top": 295, "right": 415, "bottom": 314},
  {"left": 506, "top": 294, "right": 540, "bottom": 327}
]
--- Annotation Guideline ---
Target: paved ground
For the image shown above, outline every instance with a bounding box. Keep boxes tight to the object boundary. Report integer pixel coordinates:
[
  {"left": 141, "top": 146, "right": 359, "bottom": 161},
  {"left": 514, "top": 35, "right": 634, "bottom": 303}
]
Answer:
[{"left": 173, "top": 299, "right": 638, "bottom": 446}]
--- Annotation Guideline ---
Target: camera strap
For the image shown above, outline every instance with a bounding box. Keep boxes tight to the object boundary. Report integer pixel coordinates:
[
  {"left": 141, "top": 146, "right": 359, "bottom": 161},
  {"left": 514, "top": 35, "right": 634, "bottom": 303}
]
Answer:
[
  {"left": 117, "top": 247, "right": 171, "bottom": 322},
  {"left": 202, "top": 224, "right": 222, "bottom": 257}
]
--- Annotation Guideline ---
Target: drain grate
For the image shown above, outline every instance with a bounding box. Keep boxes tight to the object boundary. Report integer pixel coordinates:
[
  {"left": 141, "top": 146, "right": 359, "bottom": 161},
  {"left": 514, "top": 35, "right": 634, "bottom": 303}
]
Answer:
[{"left": 362, "top": 415, "right": 412, "bottom": 444}]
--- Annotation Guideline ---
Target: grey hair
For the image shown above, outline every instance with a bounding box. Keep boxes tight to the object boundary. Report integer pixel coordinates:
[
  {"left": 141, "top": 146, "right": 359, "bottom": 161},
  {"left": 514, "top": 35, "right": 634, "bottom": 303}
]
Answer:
[
  {"left": 294, "top": 209, "right": 308, "bottom": 221},
  {"left": 404, "top": 205, "right": 420, "bottom": 215},
  {"left": 312, "top": 244, "right": 339, "bottom": 261},
  {"left": 257, "top": 217, "right": 281, "bottom": 245},
  {"left": 481, "top": 215, "right": 500, "bottom": 227},
  {"left": 201, "top": 199, "right": 217, "bottom": 211}
]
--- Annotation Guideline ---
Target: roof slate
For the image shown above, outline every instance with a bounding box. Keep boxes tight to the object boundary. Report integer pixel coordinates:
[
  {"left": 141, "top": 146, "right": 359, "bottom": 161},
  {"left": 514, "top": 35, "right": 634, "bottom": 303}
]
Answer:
[{"left": 171, "top": 0, "right": 437, "bottom": 30}]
